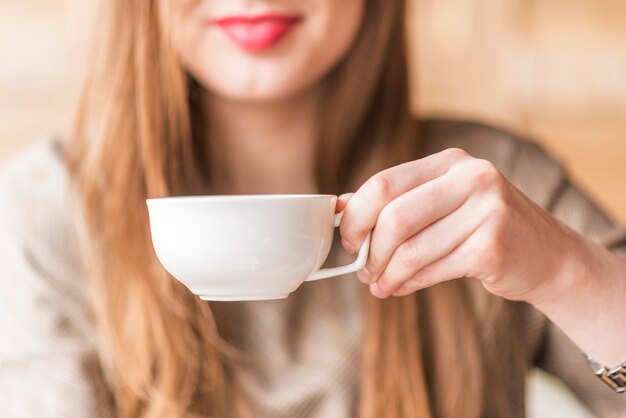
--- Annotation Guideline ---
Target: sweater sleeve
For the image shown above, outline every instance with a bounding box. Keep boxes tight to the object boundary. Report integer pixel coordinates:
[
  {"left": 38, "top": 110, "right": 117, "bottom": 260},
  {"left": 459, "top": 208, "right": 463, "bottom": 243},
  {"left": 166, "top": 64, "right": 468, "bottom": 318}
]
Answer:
[{"left": 0, "top": 138, "right": 100, "bottom": 417}]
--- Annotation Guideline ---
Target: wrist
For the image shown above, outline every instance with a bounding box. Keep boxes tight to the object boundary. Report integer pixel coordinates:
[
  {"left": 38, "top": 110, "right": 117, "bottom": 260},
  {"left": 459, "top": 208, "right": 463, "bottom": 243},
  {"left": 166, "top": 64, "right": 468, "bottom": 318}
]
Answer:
[
  {"left": 533, "top": 230, "right": 626, "bottom": 365},
  {"left": 528, "top": 226, "right": 592, "bottom": 310},
  {"left": 535, "top": 234, "right": 613, "bottom": 314}
]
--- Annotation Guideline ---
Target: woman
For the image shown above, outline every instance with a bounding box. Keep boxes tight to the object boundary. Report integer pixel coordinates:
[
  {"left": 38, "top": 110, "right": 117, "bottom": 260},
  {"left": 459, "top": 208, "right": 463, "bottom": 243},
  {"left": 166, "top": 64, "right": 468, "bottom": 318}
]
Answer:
[{"left": 0, "top": 0, "right": 624, "bottom": 417}]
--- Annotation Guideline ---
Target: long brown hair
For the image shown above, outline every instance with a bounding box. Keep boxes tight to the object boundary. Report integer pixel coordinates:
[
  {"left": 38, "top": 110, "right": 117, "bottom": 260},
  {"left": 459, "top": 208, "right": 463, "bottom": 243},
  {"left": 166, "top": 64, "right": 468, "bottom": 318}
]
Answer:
[{"left": 65, "top": 0, "right": 527, "bottom": 417}]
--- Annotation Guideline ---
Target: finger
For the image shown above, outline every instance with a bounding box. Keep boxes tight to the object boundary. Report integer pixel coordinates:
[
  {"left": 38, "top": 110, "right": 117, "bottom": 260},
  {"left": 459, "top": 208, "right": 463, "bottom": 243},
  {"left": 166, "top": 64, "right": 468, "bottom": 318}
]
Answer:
[
  {"left": 369, "top": 194, "right": 488, "bottom": 298},
  {"left": 389, "top": 244, "right": 473, "bottom": 297},
  {"left": 360, "top": 167, "right": 473, "bottom": 283},
  {"left": 339, "top": 148, "right": 471, "bottom": 253}
]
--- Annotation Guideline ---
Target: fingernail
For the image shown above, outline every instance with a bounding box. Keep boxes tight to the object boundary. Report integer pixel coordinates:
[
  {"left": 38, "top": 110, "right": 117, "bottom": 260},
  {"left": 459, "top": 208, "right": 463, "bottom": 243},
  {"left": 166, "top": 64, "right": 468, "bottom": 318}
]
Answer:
[
  {"left": 338, "top": 192, "right": 353, "bottom": 202},
  {"left": 341, "top": 238, "right": 356, "bottom": 255},
  {"left": 370, "top": 281, "right": 385, "bottom": 299},
  {"left": 357, "top": 268, "right": 371, "bottom": 284},
  {"left": 392, "top": 287, "right": 405, "bottom": 297}
]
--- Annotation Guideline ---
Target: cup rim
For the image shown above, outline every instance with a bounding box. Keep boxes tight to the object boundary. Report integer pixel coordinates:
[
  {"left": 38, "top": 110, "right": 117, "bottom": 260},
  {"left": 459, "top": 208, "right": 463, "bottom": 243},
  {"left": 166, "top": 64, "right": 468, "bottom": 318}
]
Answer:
[{"left": 146, "top": 194, "right": 337, "bottom": 203}]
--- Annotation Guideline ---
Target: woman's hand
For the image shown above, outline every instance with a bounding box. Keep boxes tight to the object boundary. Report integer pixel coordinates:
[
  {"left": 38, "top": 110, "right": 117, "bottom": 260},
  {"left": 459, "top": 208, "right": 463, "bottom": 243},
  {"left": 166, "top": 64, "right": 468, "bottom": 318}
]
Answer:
[
  {"left": 338, "top": 148, "right": 589, "bottom": 305},
  {"left": 340, "top": 147, "right": 626, "bottom": 365}
]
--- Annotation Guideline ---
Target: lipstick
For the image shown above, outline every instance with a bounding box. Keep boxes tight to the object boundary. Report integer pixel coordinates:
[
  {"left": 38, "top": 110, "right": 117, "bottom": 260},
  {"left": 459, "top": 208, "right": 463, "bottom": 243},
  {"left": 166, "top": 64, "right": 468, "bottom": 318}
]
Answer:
[{"left": 214, "top": 14, "right": 302, "bottom": 52}]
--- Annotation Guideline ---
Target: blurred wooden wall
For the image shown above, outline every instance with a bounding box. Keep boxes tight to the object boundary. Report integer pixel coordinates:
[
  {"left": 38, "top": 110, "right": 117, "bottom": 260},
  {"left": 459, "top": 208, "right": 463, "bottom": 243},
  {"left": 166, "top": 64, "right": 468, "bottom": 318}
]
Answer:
[
  {"left": 0, "top": 0, "right": 90, "bottom": 157},
  {"left": 1, "top": 0, "right": 626, "bottom": 222},
  {"left": 409, "top": 0, "right": 626, "bottom": 222}
]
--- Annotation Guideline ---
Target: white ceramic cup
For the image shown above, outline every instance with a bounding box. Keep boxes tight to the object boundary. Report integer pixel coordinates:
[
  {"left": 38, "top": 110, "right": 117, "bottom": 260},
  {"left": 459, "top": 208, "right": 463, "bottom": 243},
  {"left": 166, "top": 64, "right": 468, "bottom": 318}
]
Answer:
[{"left": 146, "top": 194, "right": 370, "bottom": 301}]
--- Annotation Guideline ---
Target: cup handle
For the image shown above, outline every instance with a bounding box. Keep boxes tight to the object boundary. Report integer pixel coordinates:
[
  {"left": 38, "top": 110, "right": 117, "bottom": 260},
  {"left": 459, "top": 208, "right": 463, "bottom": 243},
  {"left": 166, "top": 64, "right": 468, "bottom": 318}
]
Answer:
[{"left": 304, "top": 211, "right": 371, "bottom": 281}]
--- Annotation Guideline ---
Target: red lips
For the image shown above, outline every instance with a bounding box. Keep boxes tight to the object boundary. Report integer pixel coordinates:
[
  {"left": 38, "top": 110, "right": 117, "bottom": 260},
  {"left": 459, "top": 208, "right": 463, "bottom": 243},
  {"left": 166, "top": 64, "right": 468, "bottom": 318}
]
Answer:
[{"left": 214, "top": 14, "right": 302, "bottom": 52}]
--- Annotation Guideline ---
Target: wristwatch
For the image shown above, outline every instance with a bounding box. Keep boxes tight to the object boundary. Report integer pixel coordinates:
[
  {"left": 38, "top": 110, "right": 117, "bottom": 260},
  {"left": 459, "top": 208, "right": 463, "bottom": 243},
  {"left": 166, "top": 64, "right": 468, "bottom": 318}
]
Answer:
[{"left": 586, "top": 354, "right": 626, "bottom": 393}]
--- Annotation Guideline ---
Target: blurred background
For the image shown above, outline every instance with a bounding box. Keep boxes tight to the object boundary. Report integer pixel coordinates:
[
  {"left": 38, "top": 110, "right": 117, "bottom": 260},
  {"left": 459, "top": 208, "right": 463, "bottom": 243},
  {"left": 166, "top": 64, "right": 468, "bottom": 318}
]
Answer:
[
  {"left": 411, "top": 0, "right": 626, "bottom": 224},
  {"left": 1, "top": 0, "right": 624, "bottom": 416}
]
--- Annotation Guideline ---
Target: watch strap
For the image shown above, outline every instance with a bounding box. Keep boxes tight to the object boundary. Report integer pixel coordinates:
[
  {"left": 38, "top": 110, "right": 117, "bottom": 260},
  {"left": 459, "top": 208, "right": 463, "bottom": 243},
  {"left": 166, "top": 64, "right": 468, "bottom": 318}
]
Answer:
[{"left": 587, "top": 355, "right": 626, "bottom": 394}]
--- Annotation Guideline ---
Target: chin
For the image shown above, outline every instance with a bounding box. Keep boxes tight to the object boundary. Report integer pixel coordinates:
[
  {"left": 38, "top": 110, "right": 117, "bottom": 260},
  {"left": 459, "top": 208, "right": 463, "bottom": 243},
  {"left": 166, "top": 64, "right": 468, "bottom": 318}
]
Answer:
[
  {"left": 201, "top": 67, "right": 320, "bottom": 104},
  {"left": 215, "top": 85, "right": 314, "bottom": 104}
]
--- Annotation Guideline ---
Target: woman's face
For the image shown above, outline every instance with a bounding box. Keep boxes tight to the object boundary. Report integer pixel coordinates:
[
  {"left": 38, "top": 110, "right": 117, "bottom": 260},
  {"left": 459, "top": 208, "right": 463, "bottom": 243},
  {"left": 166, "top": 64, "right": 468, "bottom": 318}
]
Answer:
[{"left": 169, "top": 0, "right": 365, "bottom": 102}]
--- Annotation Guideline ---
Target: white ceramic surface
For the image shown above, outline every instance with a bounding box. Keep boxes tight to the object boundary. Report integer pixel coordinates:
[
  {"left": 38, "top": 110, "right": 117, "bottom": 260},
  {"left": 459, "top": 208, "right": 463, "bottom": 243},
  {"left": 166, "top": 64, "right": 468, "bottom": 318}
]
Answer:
[{"left": 146, "top": 194, "right": 370, "bottom": 301}]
